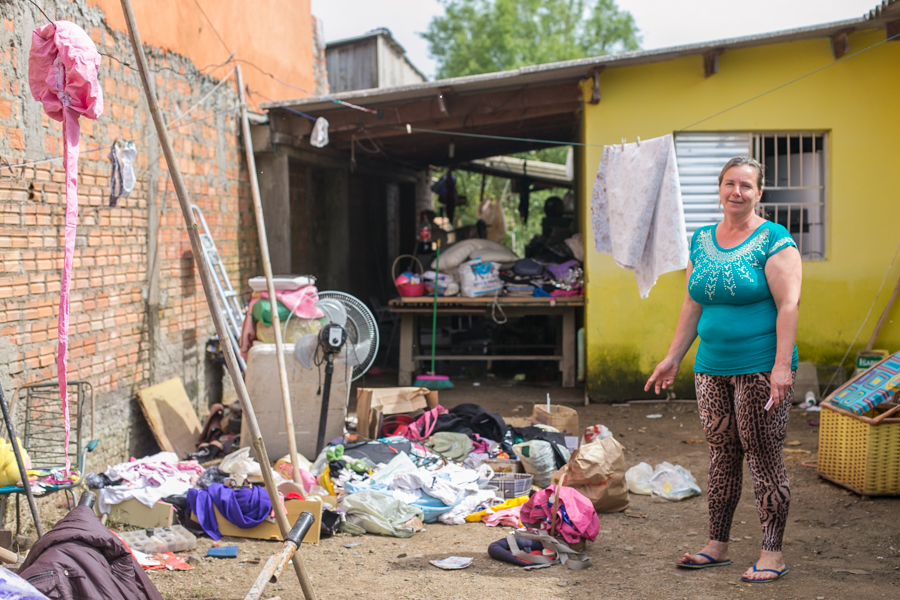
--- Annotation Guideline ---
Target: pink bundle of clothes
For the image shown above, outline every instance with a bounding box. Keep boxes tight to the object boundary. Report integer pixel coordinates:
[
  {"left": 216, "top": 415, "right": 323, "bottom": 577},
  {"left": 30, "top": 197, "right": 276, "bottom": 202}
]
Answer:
[
  {"left": 28, "top": 21, "right": 104, "bottom": 473},
  {"left": 520, "top": 485, "right": 600, "bottom": 545}
]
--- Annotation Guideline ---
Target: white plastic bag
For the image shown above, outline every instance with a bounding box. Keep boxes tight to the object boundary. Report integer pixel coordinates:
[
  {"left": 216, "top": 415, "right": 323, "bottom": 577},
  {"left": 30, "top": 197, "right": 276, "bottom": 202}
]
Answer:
[
  {"left": 512, "top": 440, "right": 570, "bottom": 488},
  {"left": 310, "top": 117, "right": 329, "bottom": 148},
  {"left": 423, "top": 270, "right": 460, "bottom": 296},
  {"left": 625, "top": 462, "right": 654, "bottom": 495},
  {"left": 339, "top": 490, "right": 424, "bottom": 537},
  {"left": 625, "top": 461, "right": 700, "bottom": 501},
  {"left": 458, "top": 258, "right": 502, "bottom": 298},
  {"left": 648, "top": 461, "right": 701, "bottom": 501}
]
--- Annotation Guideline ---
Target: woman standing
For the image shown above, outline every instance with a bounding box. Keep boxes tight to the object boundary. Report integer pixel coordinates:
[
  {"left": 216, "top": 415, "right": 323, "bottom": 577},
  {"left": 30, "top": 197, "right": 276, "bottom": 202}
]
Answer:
[{"left": 645, "top": 157, "right": 802, "bottom": 583}]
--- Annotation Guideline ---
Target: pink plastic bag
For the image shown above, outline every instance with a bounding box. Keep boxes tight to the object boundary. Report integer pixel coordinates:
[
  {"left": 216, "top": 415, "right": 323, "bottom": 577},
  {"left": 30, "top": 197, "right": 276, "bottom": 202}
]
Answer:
[{"left": 29, "top": 21, "right": 103, "bottom": 473}]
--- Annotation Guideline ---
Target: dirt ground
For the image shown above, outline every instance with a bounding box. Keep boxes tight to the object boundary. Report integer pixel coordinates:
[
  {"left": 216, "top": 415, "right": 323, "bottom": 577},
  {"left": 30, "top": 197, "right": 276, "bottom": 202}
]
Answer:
[{"left": 133, "top": 379, "right": 897, "bottom": 599}]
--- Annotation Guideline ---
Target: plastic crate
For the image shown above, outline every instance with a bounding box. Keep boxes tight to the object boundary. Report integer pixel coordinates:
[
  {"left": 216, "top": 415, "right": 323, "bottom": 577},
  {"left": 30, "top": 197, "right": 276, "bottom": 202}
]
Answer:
[
  {"left": 120, "top": 525, "right": 197, "bottom": 553},
  {"left": 493, "top": 473, "right": 533, "bottom": 499},
  {"left": 817, "top": 401, "right": 900, "bottom": 495}
]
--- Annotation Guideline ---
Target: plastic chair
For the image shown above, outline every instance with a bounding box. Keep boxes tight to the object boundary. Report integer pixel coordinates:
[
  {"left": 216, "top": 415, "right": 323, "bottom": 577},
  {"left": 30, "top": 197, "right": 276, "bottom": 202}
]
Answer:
[{"left": 0, "top": 380, "right": 99, "bottom": 537}]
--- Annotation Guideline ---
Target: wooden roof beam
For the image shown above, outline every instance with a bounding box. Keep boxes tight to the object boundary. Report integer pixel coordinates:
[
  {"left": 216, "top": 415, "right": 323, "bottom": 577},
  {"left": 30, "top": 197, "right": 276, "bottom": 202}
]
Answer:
[
  {"left": 586, "top": 67, "right": 604, "bottom": 104},
  {"left": 830, "top": 28, "right": 854, "bottom": 59},
  {"left": 703, "top": 48, "right": 723, "bottom": 78},
  {"left": 327, "top": 103, "right": 581, "bottom": 145},
  {"left": 317, "top": 83, "right": 580, "bottom": 134},
  {"left": 888, "top": 19, "right": 900, "bottom": 41}
]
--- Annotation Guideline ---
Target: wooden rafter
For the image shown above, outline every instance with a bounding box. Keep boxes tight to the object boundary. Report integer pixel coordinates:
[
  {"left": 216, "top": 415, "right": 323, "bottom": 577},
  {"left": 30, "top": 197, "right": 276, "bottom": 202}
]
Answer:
[
  {"left": 703, "top": 48, "right": 723, "bottom": 78},
  {"left": 830, "top": 29, "right": 853, "bottom": 59}
]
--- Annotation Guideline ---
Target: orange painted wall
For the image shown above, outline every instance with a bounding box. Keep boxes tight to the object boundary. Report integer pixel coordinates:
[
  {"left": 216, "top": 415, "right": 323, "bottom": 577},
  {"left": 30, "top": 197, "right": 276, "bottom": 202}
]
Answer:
[{"left": 87, "top": 0, "right": 314, "bottom": 108}]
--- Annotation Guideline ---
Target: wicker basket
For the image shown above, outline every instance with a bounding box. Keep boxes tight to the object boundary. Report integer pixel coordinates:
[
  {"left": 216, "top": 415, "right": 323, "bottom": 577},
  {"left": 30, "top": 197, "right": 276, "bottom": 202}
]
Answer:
[
  {"left": 493, "top": 473, "right": 533, "bottom": 499},
  {"left": 391, "top": 255, "right": 425, "bottom": 297},
  {"left": 483, "top": 458, "right": 523, "bottom": 474},
  {"left": 817, "top": 401, "right": 900, "bottom": 495}
]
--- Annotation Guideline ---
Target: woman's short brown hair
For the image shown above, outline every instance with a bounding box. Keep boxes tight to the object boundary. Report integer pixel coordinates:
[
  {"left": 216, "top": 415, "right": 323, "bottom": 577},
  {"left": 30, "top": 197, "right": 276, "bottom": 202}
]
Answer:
[{"left": 718, "top": 156, "right": 765, "bottom": 190}]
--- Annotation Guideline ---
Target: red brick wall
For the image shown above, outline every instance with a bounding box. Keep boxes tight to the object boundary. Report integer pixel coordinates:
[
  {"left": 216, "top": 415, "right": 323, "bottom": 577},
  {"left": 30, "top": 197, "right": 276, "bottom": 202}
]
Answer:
[{"left": 0, "top": 2, "right": 259, "bottom": 463}]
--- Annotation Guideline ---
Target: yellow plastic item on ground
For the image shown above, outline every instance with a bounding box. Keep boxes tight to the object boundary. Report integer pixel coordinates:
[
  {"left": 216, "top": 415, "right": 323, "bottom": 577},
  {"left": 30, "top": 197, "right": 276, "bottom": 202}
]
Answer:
[
  {"left": 318, "top": 469, "right": 336, "bottom": 496},
  {"left": 0, "top": 438, "right": 29, "bottom": 488},
  {"left": 464, "top": 494, "right": 529, "bottom": 522}
]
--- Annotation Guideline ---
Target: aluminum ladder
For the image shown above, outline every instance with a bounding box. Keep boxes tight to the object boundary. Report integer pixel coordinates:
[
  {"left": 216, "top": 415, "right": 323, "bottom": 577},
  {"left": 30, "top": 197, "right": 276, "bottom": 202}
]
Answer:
[{"left": 191, "top": 204, "right": 247, "bottom": 372}]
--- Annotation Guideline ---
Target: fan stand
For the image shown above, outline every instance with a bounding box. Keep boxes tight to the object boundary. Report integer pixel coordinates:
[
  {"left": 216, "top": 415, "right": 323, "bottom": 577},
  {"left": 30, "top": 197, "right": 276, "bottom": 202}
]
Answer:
[
  {"left": 316, "top": 350, "right": 336, "bottom": 455},
  {"left": 315, "top": 325, "right": 347, "bottom": 454}
]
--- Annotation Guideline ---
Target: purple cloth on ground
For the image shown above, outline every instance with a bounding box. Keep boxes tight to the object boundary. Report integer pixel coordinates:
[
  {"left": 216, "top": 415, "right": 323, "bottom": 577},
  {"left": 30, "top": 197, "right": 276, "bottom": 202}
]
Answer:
[{"left": 186, "top": 482, "right": 272, "bottom": 540}]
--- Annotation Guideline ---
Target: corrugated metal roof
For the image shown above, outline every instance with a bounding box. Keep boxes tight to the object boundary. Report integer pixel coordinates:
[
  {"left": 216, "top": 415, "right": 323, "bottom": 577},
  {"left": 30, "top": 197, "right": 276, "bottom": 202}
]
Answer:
[{"left": 263, "top": 8, "right": 891, "bottom": 115}]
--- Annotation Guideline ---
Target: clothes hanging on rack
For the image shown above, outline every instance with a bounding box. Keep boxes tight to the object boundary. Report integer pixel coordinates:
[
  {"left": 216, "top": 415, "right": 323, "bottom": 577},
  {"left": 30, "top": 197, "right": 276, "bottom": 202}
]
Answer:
[
  {"left": 590, "top": 134, "right": 688, "bottom": 298},
  {"left": 29, "top": 21, "right": 104, "bottom": 473}
]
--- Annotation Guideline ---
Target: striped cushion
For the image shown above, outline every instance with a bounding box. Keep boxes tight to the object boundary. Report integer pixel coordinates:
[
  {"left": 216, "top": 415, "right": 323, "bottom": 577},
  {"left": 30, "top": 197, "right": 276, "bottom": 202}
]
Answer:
[{"left": 831, "top": 353, "right": 900, "bottom": 415}]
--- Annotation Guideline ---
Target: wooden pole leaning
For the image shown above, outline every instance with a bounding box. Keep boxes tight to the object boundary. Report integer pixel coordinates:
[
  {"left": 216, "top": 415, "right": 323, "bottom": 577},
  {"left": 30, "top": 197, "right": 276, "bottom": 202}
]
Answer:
[
  {"left": 117, "top": 2, "right": 317, "bottom": 598},
  {"left": 234, "top": 65, "right": 302, "bottom": 484}
]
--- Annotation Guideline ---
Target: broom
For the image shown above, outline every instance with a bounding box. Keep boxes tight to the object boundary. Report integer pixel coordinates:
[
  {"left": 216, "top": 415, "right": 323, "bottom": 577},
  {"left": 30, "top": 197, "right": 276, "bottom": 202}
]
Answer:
[{"left": 415, "top": 240, "right": 453, "bottom": 390}]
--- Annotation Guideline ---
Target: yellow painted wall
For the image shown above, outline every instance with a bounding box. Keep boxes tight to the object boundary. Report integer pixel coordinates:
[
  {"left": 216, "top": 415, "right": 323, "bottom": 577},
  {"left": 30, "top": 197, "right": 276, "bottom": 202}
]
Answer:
[{"left": 580, "top": 29, "right": 900, "bottom": 400}]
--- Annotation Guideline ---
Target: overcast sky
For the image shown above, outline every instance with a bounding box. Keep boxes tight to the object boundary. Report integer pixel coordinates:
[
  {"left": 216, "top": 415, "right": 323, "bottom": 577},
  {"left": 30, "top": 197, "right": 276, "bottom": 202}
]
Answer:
[{"left": 310, "top": 0, "right": 880, "bottom": 80}]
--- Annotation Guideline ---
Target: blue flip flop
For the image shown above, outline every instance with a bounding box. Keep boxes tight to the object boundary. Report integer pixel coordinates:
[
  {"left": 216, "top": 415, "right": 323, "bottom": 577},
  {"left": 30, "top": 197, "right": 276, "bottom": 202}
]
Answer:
[
  {"left": 740, "top": 564, "right": 789, "bottom": 583},
  {"left": 676, "top": 553, "right": 733, "bottom": 569}
]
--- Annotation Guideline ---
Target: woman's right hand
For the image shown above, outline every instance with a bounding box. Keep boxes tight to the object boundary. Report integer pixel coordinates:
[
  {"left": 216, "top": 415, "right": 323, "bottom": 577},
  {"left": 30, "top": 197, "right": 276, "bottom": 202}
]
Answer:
[{"left": 644, "top": 357, "right": 681, "bottom": 394}]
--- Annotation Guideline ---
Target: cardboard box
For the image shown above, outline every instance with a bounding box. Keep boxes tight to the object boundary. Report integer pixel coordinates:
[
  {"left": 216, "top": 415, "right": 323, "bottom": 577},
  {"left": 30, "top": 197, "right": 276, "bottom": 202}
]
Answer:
[
  {"left": 531, "top": 404, "right": 580, "bottom": 437},
  {"left": 191, "top": 497, "right": 323, "bottom": 543},
  {"left": 356, "top": 387, "right": 438, "bottom": 438},
  {"left": 95, "top": 498, "right": 175, "bottom": 529}
]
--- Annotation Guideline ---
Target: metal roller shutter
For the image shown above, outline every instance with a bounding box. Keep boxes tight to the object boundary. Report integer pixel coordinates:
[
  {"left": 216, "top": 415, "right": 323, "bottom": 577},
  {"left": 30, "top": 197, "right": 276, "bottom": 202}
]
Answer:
[{"left": 674, "top": 133, "right": 752, "bottom": 239}]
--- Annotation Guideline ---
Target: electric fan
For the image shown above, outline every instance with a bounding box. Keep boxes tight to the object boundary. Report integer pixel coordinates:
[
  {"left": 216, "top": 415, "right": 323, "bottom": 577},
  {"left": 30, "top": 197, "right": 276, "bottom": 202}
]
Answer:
[{"left": 288, "top": 291, "right": 379, "bottom": 452}]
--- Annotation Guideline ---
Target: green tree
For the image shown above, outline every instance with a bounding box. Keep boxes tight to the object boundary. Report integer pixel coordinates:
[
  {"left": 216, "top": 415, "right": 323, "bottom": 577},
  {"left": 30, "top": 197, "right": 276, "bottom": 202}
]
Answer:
[
  {"left": 422, "top": 0, "right": 639, "bottom": 255},
  {"left": 422, "top": 0, "right": 640, "bottom": 80}
]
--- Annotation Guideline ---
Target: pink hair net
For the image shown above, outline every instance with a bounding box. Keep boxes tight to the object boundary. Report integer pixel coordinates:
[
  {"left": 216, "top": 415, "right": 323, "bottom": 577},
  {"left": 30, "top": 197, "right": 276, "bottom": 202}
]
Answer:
[{"left": 28, "top": 21, "right": 103, "bottom": 473}]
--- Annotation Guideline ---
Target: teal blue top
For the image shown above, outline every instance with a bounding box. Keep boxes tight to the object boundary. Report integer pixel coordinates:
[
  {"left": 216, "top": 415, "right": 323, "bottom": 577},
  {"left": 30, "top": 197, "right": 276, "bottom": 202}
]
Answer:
[{"left": 689, "top": 221, "right": 799, "bottom": 375}]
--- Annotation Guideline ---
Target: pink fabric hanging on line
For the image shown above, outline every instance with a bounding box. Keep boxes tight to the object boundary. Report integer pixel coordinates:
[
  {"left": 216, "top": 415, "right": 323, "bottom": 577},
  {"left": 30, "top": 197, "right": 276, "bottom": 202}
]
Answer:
[{"left": 28, "top": 21, "right": 104, "bottom": 474}]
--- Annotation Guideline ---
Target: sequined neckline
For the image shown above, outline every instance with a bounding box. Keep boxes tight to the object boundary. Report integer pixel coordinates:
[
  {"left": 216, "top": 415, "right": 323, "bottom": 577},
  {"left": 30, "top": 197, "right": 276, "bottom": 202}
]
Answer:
[{"left": 711, "top": 221, "right": 768, "bottom": 252}]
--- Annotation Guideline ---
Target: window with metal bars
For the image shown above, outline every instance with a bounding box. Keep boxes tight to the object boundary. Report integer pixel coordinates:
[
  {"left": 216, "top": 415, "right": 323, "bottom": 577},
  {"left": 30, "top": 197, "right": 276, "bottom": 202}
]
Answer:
[{"left": 675, "top": 132, "right": 826, "bottom": 260}]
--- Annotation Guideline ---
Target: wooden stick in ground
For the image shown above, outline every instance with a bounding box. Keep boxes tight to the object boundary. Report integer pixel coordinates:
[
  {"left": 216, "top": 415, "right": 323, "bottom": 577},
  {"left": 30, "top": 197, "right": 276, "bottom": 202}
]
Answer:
[
  {"left": 117, "top": 3, "right": 316, "bottom": 598},
  {"left": 865, "top": 274, "right": 900, "bottom": 351},
  {"left": 235, "top": 65, "right": 301, "bottom": 484}
]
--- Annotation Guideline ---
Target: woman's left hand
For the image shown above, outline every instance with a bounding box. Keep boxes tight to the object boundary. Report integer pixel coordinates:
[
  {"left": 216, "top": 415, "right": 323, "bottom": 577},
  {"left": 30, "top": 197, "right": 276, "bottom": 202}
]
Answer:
[{"left": 769, "top": 365, "right": 793, "bottom": 409}]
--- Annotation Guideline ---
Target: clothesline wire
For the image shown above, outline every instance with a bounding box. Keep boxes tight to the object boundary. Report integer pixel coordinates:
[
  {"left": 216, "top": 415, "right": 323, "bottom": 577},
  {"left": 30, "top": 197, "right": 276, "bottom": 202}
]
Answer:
[
  {"left": 192, "top": 0, "right": 232, "bottom": 56},
  {"left": 169, "top": 67, "right": 236, "bottom": 127},
  {"left": 247, "top": 90, "right": 316, "bottom": 122},
  {"left": 0, "top": 105, "right": 240, "bottom": 172},
  {"left": 340, "top": 28, "right": 900, "bottom": 150},
  {"left": 821, "top": 234, "right": 900, "bottom": 396},
  {"left": 25, "top": 0, "right": 52, "bottom": 25},
  {"left": 234, "top": 58, "right": 381, "bottom": 115},
  {"left": 676, "top": 29, "right": 900, "bottom": 132},
  {"left": 99, "top": 51, "right": 201, "bottom": 78}
]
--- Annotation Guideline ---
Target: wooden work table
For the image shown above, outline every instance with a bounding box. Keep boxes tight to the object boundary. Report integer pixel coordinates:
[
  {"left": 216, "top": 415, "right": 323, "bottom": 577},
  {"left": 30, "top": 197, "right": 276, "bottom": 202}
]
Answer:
[{"left": 388, "top": 295, "right": 583, "bottom": 388}]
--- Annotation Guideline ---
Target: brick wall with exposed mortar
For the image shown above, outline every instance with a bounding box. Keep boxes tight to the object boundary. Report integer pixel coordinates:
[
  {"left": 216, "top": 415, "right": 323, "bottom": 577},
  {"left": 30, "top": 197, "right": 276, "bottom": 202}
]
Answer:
[{"left": 0, "top": 0, "right": 260, "bottom": 468}]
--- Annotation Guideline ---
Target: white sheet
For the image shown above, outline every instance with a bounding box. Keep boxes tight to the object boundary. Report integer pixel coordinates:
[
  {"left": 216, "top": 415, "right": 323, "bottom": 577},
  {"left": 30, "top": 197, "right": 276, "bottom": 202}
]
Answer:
[{"left": 591, "top": 134, "right": 688, "bottom": 298}]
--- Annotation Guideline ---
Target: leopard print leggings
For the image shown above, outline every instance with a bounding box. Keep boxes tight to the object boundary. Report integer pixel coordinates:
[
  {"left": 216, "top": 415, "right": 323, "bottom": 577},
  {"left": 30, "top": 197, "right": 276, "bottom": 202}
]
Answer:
[{"left": 695, "top": 371, "right": 794, "bottom": 552}]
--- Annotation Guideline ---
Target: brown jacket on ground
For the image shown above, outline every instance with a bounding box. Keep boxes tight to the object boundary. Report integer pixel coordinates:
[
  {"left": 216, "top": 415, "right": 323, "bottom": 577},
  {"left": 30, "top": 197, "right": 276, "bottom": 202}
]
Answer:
[{"left": 17, "top": 505, "right": 163, "bottom": 600}]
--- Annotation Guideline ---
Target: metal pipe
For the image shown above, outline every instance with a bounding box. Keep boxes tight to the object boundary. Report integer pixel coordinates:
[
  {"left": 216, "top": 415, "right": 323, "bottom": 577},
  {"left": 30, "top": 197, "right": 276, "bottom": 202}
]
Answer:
[
  {"left": 244, "top": 512, "right": 316, "bottom": 600},
  {"left": 235, "top": 65, "right": 302, "bottom": 484},
  {"left": 117, "top": 2, "right": 316, "bottom": 598},
  {"left": 0, "top": 384, "right": 43, "bottom": 537}
]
